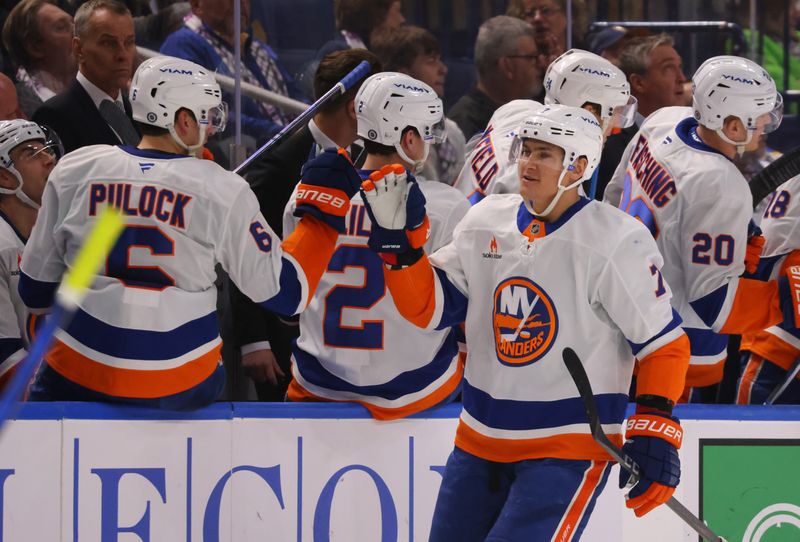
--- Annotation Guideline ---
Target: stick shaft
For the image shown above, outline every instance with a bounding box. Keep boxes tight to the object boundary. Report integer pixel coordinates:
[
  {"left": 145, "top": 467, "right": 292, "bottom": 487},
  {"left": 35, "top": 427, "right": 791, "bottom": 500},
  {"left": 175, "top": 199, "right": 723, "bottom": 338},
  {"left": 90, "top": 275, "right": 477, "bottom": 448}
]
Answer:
[{"left": 234, "top": 60, "right": 372, "bottom": 175}]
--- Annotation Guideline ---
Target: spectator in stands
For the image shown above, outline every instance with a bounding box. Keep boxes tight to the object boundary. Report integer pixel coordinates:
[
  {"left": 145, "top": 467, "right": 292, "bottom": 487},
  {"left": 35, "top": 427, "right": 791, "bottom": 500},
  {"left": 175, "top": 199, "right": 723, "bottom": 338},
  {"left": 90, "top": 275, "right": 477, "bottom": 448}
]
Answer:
[
  {"left": 371, "top": 25, "right": 466, "bottom": 185},
  {"left": 223, "top": 49, "right": 381, "bottom": 401},
  {"left": 449, "top": 16, "right": 540, "bottom": 141},
  {"left": 0, "top": 74, "right": 26, "bottom": 120},
  {"left": 33, "top": 0, "right": 139, "bottom": 154},
  {"left": 506, "top": 0, "right": 588, "bottom": 71},
  {"left": 738, "top": 0, "right": 800, "bottom": 90},
  {"left": 160, "top": 0, "right": 304, "bottom": 156},
  {"left": 2, "top": 0, "right": 77, "bottom": 118},
  {"left": 320, "top": 0, "right": 405, "bottom": 56},
  {"left": 595, "top": 34, "right": 687, "bottom": 201}
]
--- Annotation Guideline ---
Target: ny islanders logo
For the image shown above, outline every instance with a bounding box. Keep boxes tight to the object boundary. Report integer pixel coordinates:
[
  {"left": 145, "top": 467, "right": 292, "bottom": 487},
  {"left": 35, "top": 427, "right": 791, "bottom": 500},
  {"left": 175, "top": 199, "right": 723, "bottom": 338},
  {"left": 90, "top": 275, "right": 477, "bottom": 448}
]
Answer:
[{"left": 493, "top": 277, "right": 558, "bottom": 366}]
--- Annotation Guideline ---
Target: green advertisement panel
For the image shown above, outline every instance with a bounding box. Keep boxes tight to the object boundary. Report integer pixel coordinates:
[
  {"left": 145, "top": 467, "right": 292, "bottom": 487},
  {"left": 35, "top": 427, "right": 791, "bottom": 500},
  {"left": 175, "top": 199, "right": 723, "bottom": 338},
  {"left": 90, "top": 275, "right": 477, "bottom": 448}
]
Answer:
[{"left": 701, "top": 439, "right": 800, "bottom": 542}]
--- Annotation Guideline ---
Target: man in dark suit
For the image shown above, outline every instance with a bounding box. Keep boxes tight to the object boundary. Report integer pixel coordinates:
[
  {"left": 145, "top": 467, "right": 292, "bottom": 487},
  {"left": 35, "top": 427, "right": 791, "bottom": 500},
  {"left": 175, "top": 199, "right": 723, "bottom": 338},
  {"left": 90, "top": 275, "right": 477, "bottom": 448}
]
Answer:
[
  {"left": 33, "top": 0, "right": 139, "bottom": 154},
  {"left": 594, "top": 34, "right": 688, "bottom": 201},
  {"left": 224, "top": 49, "right": 380, "bottom": 401}
]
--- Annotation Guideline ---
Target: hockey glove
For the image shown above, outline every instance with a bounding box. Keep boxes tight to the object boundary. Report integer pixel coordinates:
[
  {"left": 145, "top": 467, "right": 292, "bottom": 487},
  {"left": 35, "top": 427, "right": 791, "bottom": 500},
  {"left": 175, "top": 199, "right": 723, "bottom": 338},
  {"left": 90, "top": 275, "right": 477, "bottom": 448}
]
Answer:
[
  {"left": 360, "top": 164, "right": 430, "bottom": 268},
  {"left": 778, "top": 265, "right": 800, "bottom": 328},
  {"left": 294, "top": 148, "right": 362, "bottom": 233},
  {"left": 619, "top": 410, "right": 682, "bottom": 517},
  {"left": 745, "top": 221, "right": 765, "bottom": 275}
]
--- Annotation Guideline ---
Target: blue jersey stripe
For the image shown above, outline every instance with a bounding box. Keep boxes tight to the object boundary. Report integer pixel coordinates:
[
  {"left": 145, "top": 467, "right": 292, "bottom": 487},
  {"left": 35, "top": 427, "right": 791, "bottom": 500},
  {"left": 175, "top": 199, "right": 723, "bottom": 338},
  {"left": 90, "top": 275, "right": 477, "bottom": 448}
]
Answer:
[
  {"left": 261, "top": 256, "right": 303, "bottom": 316},
  {"left": 433, "top": 267, "right": 469, "bottom": 330},
  {"left": 18, "top": 271, "right": 58, "bottom": 310},
  {"left": 0, "top": 337, "right": 24, "bottom": 362},
  {"left": 684, "top": 327, "right": 729, "bottom": 356},
  {"left": 627, "top": 309, "right": 683, "bottom": 356},
  {"left": 462, "top": 380, "right": 629, "bottom": 431},
  {"left": 292, "top": 331, "right": 460, "bottom": 401},
  {"left": 63, "top": 309, "right": 219, "bottom": 360},
  {"left": 689, "top": 283, "right": 730, "bottom": 328}
]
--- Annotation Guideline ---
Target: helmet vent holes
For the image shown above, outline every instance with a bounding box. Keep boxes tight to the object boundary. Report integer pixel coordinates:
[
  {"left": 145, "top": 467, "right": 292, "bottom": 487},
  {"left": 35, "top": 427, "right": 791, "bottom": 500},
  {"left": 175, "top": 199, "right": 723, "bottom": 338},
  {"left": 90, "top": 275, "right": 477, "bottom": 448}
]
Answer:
[{"left": 150, "top": 89, "right": 158, "bottom": 98}]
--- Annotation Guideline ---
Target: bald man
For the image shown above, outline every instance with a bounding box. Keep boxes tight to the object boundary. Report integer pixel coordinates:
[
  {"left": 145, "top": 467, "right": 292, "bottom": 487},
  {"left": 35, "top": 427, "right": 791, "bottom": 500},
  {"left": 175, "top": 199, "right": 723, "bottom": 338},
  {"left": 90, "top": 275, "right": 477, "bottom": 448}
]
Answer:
[{"left": 0, "top": 74, "right": 26, "bottom": 120}]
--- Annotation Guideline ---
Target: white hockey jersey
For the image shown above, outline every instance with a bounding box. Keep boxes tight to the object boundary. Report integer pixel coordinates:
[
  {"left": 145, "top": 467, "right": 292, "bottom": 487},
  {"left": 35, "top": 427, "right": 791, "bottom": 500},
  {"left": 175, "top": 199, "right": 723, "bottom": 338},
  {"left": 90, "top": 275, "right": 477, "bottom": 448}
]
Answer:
[
  {"left": 741, "top": 175, "right": 800, "bottom": 371},
  {"left": 286, "top": 173, "right": 470, "bottom": 419},
  {"left": 0, "top": 212, "right": 28, "bottom": 388},
  {"left": 390, "top": 195, "right": 685, "bottom": 462},
  {"left": 19, "top": 145, "right": 334, "bottom": 398},
  {"left": 453, "top": 100, "right": 543, "bottom": 204},
  {"left": 604, "top": 107, "right": 753, "bottom": 387}
]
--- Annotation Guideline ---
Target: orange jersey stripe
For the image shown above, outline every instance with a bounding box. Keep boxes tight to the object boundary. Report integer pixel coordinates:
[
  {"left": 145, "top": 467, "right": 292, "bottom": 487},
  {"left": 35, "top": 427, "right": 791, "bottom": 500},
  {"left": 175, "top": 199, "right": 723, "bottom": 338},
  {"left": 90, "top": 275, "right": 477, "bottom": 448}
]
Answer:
[
  {"left": 455, "top": 422, "right": 622, "bottom": 463},
  {"left": 736, "top": 354, "right": 763, "bottom": 405},
  {"left": 282, "top": 215, "right": 339, "bottom": 308},
  {"left": 46, "top": 339, "right": 220, "bottom": 398},
  {"left": 636, "top": 334, "right": 689, "bottom": 404},
  {"left": 683, "top": 359, "right": 726, "bottom": 388},
  {"left": 384, "top": 256, "right": 437, "bottom": 329},
  {"left": 742, "top": 331, "right": 800, "bottom": 371},
  {"left": 288, "top": 356, "right": 464, "bottom": 420},
  {"left": 720, "top": 278, "right": 781, "bottom": 335},
  {"left": 552, "top": 461, "right": 608, "bottom": 542}
]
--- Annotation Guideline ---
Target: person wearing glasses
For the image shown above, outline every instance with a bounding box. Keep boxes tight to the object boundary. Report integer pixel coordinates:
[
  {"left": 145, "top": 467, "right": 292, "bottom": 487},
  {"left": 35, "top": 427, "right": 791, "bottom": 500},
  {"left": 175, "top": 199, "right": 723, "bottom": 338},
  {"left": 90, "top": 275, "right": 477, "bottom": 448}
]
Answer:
[
  {"left": 449, "top": 15, "right": 542, "bottom": 141},
  {"left": 506, "top": 0, "right": 589, "bottom": 71},
  {"left": 0, "top": 119, "right": 58, "bottom": 390}
]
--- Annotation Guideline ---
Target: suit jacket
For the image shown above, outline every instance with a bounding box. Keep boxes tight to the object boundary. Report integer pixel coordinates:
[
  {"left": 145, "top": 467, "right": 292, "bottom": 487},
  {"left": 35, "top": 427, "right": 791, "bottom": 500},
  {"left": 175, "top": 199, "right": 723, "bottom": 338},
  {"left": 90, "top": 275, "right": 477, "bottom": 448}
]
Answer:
[
  {"left": 32, "top": 78, "right": 138, "bottom": 155},
  {"left": 594, "top": 125, "right": 638, "bottom": 202}
]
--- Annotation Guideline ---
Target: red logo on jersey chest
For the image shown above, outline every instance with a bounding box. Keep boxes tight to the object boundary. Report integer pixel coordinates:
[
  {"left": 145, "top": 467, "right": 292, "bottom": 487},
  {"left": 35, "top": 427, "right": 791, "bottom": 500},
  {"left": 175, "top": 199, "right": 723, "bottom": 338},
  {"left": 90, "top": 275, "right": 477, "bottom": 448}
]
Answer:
[{"left": 492, "top": 277, "right": 558, "bottom": 366}]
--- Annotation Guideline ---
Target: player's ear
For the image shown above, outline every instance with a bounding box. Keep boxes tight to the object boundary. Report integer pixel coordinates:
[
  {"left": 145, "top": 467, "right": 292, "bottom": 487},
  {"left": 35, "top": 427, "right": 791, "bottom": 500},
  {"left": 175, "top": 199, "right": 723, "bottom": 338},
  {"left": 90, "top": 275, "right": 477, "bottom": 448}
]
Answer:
[
  {"left": 571, "top": 157, "right": 587, "bottom": 180},
  {"left": 721, "top": 115, "right": 745, "bottom": 141},
  {"left": 629, "top": 73, "right": 645, "bottom": 94},
  {"left": 0, "top": 168, "right": 17, "bottom": 191},
  {"left": 345, "top": 98, "right": 357, "bottom": 121}
]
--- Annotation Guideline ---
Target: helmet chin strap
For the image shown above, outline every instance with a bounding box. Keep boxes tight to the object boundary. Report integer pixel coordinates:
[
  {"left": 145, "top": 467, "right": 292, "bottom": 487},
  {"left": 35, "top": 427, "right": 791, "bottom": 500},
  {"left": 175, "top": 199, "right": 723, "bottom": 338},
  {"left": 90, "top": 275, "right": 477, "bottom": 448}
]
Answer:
[
  {"left": 395, "top": 141, "right": 430, "bottom": 175},
  {"left": 716, "top": 127, "right": 752, "bottom": 157},
  {"left": 524, "top": 167, "right": 582, "bottom": 218},
  {"left": 0, "top": 168, "right": 40, "bottom": 210},
  {"left": 168, "top": 124, "right": 207, "bottom": 155}
]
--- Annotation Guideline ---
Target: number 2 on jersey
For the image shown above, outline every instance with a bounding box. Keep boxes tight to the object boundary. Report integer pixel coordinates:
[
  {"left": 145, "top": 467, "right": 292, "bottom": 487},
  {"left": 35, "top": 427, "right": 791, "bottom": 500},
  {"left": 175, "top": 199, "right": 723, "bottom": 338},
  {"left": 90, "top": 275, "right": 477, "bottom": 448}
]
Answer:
[{"left": 323, "top": 245, "right": 385, "bottom": 349}]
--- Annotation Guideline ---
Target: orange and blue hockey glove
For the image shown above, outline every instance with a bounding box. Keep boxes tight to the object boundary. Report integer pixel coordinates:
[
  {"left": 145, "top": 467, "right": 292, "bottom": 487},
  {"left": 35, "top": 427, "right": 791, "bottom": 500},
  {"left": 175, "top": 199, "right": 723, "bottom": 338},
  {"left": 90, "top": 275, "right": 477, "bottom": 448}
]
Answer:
[
  {"left": 294, "top": 148, "right": 361, "bottom": 233},
  {"left": 360, "top": 164, "right": 429, "bottom": 268},
  {"left": 745, "top": 220, "right": 765, "bottom": 275},
  {"left": 619, "top": 409, "right": 682, "bottom": 517}
]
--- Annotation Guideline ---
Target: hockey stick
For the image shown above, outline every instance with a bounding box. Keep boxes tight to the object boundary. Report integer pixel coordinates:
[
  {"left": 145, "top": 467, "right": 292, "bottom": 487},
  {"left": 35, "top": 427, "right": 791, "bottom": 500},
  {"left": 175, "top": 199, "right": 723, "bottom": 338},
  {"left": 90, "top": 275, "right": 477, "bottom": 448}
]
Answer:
[
  {"left": 561, "top": 347, "right": 726, "bottom": 542},
  {"left": 763, "top": 356, "right": 800, "bottom": 405},
  {"left": 749, "top": 145, "right": 800, "bottom": 208},
  {"left": 0, "top": 208, "right": 124, "bottom": 436},
  {"left": 233, "top": 60, "right": 372, "bottom": 176}
]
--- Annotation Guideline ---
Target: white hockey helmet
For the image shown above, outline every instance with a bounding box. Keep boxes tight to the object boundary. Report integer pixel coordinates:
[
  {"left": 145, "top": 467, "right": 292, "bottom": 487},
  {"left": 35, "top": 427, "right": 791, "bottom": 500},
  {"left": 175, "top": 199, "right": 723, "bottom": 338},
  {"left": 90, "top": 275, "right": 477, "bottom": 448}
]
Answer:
[
  {"left": 129, "top": 56, "right": 227, "bottom": 153},
  {"left": 0, "top": 119, "right": 59, "bottom": 209},
  {"left": 355, "top": 72, "right": 446, "bottom": 173},
  {"left": 692, "top": 55, "right": 782, "bottom": 154},
  {"left": 544, "top": 49, "right": 636, "bottom": 134},
  {"left": 509, "top": 105, "right": 603, "bottom": 217}
]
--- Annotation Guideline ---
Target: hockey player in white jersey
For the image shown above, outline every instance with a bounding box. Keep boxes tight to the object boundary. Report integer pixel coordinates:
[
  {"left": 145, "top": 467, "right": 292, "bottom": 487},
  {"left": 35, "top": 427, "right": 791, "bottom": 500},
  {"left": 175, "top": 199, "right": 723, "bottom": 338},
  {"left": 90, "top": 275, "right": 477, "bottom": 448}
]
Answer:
[
  {"left": 737, "top": 176, "right": 800, "bottom": 404},
  {"left": 454, "top": 49, "right": 636, "bottom": 204},
  {"left": 362, "top": 105, "right": 690, "bottom": 540},
  {"left": 285, "top": 72, "right": 470, "bottom": 419},
  {"left": 604, "top": 55, "right": 798, "bottom": 403},
  {"left": 0, "top": 119, "right": 57, "bottom": 390},
  {"left": 18, "top": 57, "right": 362, "bottom": 409}
]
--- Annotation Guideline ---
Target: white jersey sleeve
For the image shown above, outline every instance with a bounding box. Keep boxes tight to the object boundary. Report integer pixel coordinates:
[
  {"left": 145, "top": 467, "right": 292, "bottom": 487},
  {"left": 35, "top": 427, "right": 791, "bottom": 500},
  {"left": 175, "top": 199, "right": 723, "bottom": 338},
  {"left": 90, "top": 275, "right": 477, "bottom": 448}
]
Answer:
[
  {"left": 594, "top": 220, "right": 682, "bottom": 356},
  {"left": 759, "top": 175, "right": 800, "bottom": 258},
  {"left": 602, "top": 132, "right": 638, "bottom": 207},
  {"left": 0, "top": 220, "right": 27, "bottom": 382}
]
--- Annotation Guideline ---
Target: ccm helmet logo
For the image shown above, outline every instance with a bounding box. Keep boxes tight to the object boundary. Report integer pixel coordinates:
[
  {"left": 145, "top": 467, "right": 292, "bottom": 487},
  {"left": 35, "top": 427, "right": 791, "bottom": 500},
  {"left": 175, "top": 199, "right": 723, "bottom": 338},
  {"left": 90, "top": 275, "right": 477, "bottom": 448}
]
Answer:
[
  {"left": 296, "top": 188, "right": 348, "bottom": 209},
  {"left": 721, "top": 74, "right": 755, "bottom": 85},
  {"left": 160, "top": 68, "right": 193, "bottom": 75}
]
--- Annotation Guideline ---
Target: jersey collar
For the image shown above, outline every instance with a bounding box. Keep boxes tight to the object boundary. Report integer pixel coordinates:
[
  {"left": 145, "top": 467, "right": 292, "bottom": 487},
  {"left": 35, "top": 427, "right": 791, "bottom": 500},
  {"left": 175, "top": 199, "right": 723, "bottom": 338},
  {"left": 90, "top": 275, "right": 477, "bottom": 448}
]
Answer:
[
  {"left": 120, "top": 146, "right": 193, "bottom": 160},
  {"left": 516, "top": 196, "right": 591, "bottom": 240},
  {"left": 675, "top": 117, "right": 731, "bottom": 161},
  {"left": 0, "top": 208, "right": 27, "bottom": 244}
]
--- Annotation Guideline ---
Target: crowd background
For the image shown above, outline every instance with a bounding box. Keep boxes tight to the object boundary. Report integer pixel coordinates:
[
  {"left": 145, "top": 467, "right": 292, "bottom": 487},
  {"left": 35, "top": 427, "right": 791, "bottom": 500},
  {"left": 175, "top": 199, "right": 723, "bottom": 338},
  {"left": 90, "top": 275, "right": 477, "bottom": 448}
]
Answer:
[{"left": 1, "top": 0, "right": 799, "bottom": 404}]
